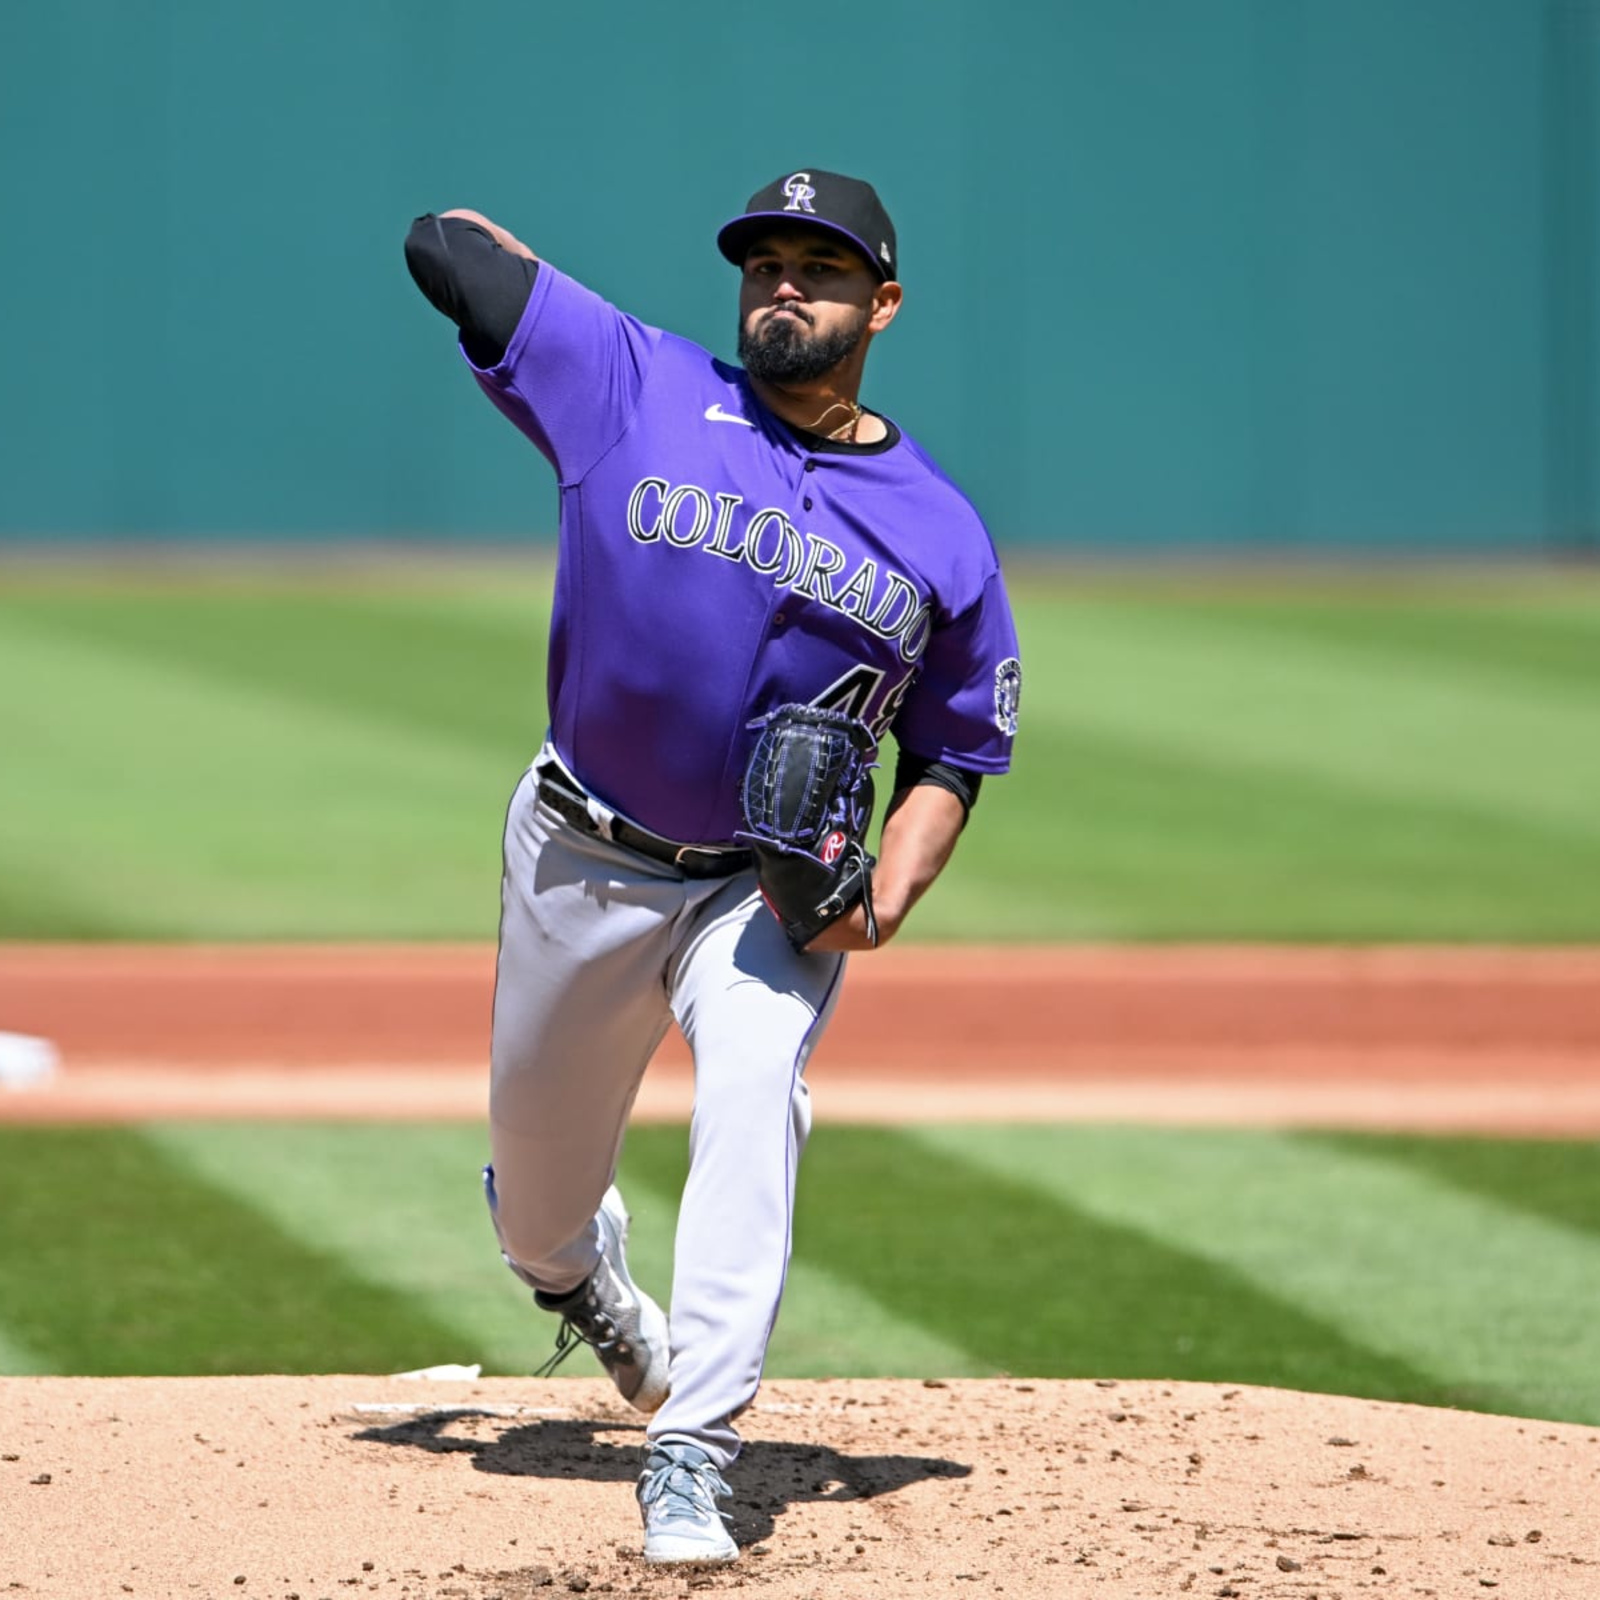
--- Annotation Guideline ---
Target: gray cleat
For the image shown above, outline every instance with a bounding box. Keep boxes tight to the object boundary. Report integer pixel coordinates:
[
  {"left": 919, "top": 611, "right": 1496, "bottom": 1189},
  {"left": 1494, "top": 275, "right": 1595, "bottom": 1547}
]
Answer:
[
  {"left": 637, "top": 1441, "right": 738, "bottom": 1566},
  {"left": 534, "top": 1186, "right": 670, "bottom": 1414}
]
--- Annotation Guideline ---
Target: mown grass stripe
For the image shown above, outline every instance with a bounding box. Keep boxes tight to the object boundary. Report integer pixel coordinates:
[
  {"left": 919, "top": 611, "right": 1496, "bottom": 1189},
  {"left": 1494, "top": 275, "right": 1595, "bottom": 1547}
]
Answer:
[
  {"left": 147, "top": 1123, "right": 978, "bottom": 1383},
  {"left": 760, "top": 1258, "right": 986, "bottom": 1379},
  {"left": 929, "top": 723, "right": 1600, "bottom": 941},
  {"left": 917, "top": 1126, "right": 1600, "bottom": 1425},
  {"left": 1128, "top": 595, "right": 1600, "bottom": 697},
  {"left": 618, "top": 1125, "right": 983, "bottom": 1380},
  {"left": 0, "top": 1326, "right": 51, "bottom": 1376},
  {"left": 0, "top": 614, "right": 512, "bottom": 938},
  {"left": 0, "top": 587, "right": 545, "bottom": 759},
  {"left": 158, "top": 1121, "right": 659, "bottom": 1382},
  {"left": 638, "top": 1125, "right": 1448, "bottom": 1401},
  {"left": 0, "top": 1128, "right": 473, "bottom": 1376},
  {"left": 143, "top": 1123, "right": 533, "bottom": 1374},
  {"left": 1303, "top": 1132, "right": 1600, "bottom": 1245},
  {"left": 1020, "top": 602, "right": 1600, "bottom": 836},
  {"left": 0, "top": 860, "right": 132, "bottom": 941}
]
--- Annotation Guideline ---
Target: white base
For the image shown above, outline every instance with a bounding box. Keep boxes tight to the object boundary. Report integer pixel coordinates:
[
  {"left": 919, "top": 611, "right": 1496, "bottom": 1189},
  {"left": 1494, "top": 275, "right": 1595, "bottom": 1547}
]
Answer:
[{"left": 0, "top": 1032, "right": 58, "bottom": 1091}]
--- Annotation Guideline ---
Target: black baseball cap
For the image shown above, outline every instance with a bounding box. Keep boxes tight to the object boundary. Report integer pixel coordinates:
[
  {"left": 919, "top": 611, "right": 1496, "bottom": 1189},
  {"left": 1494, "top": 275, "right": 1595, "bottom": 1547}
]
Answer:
[{"left": 717, "top": 169, "right": 898, "bottom": 281}]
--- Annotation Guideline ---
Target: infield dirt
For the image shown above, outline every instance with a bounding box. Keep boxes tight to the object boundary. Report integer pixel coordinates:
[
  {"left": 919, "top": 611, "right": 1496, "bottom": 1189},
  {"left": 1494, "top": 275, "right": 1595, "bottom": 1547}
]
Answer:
[{"left": 2, "top": 942, "right": 1598, "bottom": 1132}]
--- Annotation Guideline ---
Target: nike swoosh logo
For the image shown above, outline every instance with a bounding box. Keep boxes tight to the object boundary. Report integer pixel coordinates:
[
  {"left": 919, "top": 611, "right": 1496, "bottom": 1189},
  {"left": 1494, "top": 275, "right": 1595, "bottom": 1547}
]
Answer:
[{"left": 705, "top": 403, "right": 756, "bottom": 428}]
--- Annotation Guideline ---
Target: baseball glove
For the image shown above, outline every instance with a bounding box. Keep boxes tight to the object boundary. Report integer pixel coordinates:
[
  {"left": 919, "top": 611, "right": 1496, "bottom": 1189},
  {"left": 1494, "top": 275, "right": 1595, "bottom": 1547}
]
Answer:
[{"left": 735, "top": 703, "right": 879, "bottom": 950}]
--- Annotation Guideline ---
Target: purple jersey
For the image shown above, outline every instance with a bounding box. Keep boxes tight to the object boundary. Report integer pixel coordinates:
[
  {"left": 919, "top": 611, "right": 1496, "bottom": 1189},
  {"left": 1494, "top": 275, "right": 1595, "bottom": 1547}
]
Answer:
[{"left": 469, "top": 264, "right": 1021, "bottom": 844}]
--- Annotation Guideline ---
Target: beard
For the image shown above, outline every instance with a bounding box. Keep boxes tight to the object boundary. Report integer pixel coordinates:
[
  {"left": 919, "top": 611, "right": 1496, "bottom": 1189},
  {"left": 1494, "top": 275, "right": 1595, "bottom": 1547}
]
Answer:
[{"left": 738, "top": 305, "right": 868, "bottom": 386}]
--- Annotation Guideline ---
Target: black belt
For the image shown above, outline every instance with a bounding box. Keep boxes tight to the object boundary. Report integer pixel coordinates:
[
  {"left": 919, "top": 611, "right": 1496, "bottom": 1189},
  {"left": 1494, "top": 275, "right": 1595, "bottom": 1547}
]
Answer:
[{"left": 535, "top": 777, "right": 753, "bottom": 879}]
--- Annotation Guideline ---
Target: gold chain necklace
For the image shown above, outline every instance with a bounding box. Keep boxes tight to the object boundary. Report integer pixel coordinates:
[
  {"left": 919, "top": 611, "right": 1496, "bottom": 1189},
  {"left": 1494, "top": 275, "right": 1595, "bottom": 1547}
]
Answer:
[{"left": 814, "top": 400, "right": 863, "bottom": 443}]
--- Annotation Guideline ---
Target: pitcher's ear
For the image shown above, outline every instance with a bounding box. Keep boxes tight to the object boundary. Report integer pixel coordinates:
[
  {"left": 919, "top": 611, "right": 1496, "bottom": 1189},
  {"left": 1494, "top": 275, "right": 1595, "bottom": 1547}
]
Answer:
[{"left": 869, "top": 281, "right": 903, "bottom": 334}]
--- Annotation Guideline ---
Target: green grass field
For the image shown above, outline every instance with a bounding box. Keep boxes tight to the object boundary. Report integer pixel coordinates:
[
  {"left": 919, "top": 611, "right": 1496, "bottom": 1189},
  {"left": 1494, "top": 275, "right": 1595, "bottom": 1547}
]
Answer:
[
  {"left": 2, "top": 565, "right": 1599, "bottom": 940},
  {"left": 2, "top": 565, "right": 1596, "bottom": 1424},
  {"left": 0, "top": 1121, "right": 1595, "bottom": 1426}
]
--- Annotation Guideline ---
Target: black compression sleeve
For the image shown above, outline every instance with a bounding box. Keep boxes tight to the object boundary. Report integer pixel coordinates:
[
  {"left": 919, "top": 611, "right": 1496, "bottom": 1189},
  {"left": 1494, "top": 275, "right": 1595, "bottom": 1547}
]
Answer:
[
  {"left": 404, "top": 213, "right": 539, "bottom": 366},
  {"left": 893, "top": 749, "right": 984, "bottom": 818}
]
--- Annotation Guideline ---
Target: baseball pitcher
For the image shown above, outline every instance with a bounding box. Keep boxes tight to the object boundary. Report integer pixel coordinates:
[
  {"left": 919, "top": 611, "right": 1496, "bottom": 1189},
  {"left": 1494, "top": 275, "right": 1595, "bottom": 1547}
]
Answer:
[{"left": 405, "top": 168, "right": 1022, "bottom": 1566}]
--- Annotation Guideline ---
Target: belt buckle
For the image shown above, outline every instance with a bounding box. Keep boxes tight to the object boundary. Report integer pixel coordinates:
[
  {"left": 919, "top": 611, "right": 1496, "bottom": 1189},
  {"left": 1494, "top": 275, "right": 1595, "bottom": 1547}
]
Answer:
[{"left": 673, "top": 844, "right": 727, "bottom": 871}]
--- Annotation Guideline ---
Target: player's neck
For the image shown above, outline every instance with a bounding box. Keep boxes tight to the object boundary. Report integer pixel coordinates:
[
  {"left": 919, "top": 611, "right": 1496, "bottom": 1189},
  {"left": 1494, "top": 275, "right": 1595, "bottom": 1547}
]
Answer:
[{"left": 748, "top": 376, "right": 887, "bottom": 445}]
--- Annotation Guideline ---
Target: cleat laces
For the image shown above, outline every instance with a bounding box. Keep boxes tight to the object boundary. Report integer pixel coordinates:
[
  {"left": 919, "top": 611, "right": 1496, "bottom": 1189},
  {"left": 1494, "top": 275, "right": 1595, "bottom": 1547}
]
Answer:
[
  {"left": 533, "top": 1282, "right": 633, "bottom": 1377},
  {"left": 639, "top": 1452, "right": 733, "bottom": 1530}
]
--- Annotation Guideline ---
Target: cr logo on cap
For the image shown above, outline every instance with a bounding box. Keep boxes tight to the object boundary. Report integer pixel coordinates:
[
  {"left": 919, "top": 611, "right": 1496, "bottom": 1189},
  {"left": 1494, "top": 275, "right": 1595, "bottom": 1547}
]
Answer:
[{"left": 782, "top": 173, "right": 817, "bottom": 214}]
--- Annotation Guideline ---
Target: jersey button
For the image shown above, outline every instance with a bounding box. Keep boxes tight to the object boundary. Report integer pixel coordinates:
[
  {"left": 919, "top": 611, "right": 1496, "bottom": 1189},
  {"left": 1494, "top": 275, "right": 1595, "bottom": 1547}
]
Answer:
[
  {"left": 803, "top": 459, "right": 817, "bottom": 473},
  {"left": 774, "top": 612, "right": 786, "bottom": 625},
  {"left": 803, "top": 496, "right": 813, "bottom": 511}
]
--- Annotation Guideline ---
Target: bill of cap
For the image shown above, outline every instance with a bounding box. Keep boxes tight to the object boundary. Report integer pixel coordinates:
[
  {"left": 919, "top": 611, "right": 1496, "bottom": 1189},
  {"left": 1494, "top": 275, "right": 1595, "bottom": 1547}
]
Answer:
[{"left": 717, "top": 213, "right": 893, "bottom": 280}]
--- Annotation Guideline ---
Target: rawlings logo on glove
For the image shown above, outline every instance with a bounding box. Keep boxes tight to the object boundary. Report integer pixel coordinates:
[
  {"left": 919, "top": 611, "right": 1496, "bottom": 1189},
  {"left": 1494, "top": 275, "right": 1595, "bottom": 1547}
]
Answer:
[{"left": 735, "top": 703, "right": 879, "bottom": 950}]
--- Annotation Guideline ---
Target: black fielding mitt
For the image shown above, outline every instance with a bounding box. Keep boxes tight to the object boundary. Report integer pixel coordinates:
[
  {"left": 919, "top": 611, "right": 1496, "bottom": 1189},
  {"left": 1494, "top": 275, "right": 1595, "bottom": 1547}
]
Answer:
[{"left": 735, "top": 704, "right": 879, "bottom": 950}]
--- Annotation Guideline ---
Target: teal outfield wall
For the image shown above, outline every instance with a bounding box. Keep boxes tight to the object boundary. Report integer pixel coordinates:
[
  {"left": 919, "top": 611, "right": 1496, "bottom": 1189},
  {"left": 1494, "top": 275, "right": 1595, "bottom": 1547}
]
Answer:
[{"left": 2, "top": 1, "right": 1596, "bottom": 552}]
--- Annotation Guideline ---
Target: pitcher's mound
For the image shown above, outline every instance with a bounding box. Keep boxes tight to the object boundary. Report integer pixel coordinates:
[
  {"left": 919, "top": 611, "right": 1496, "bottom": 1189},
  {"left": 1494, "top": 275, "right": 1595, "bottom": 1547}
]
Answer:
[{"left": 2, "top": 1376, "right": 1595, "bottom": 1598}]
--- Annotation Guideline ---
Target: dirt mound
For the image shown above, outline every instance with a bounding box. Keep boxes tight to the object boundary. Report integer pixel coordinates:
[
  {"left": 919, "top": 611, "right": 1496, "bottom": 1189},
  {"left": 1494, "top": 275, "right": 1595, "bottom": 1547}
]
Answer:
[{"left": 3, "top": 1376, "right": 1595, "bottom": 1598}]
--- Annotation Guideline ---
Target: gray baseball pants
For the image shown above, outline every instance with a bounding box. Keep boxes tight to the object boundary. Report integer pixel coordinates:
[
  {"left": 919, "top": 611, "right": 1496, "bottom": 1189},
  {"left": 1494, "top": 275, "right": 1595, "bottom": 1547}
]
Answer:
[{"left": 486, "top": 755, "right": 846, "bottom": 1468}]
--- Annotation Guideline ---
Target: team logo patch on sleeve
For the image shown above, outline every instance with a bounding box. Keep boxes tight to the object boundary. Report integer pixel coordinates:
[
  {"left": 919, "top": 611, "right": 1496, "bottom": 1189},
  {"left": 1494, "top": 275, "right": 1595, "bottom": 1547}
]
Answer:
[{"left": 993, "top": 657, "right": 1022, "bottom": 736}]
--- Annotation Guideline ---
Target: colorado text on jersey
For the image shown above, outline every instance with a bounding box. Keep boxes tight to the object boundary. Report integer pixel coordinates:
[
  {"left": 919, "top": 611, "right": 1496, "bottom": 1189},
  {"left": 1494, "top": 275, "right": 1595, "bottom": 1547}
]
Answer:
[{"left": 625, "top": 475, "right": 933, "bottom": 664}]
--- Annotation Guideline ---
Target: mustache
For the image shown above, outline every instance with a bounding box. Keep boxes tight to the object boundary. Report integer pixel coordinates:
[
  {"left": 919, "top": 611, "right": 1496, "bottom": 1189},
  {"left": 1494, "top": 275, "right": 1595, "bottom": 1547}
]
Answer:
[{"left": 758, "top": 304, "right": 814, "bottom": 328}]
